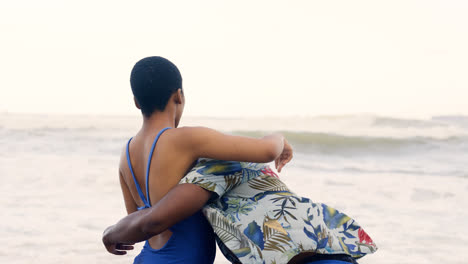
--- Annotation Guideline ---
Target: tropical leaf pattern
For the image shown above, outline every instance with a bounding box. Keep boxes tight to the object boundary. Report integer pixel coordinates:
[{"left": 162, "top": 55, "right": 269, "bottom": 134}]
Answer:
[
  {"left": 179, "top": 158, "right": 377, "bottom": 264},
  {"left": 222, "top": 198, "right": 258, "bottom": 221},
  {"left": 262, "top": 217, "right": 293, "bottom": 253},
  {"left": 248, "top": 175, "right": 289, "bottom": 192}
]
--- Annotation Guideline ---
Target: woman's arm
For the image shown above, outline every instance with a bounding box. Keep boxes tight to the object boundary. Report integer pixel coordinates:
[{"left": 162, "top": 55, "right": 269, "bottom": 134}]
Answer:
[
  {"left": 103, "top": 184, "right": 210, "bottom": 255},
  {"left": 179, "top": 127, "right": 292, "bottom": 170}
]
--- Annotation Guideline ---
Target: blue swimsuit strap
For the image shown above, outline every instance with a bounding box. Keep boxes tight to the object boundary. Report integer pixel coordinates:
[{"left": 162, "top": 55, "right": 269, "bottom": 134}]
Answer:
[
  {"left": 125, "top": 127, "right": 172, "bottom": 210},
  {"left": 126, "top": 138, "right": 149, "bottom": 210},
  {"left": 145, "top": 127, "right": 172, "bottom": 206}
]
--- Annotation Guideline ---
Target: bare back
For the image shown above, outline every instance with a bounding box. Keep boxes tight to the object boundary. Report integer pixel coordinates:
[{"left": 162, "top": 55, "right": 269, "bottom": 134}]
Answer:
[{"left": 119, "top": 126, "right": 198, "bottom": 249}]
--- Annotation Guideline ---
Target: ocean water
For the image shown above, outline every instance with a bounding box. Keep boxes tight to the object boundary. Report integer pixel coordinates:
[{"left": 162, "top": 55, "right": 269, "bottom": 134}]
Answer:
[{"left": 1, "top": 113, "right": 467, "bottom": 264}]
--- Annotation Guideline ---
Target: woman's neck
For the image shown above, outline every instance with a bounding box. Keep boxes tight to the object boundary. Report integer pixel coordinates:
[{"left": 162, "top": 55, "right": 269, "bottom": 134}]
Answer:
[{"left": 141, "top": 112, "right": 176, "bottom": 132}]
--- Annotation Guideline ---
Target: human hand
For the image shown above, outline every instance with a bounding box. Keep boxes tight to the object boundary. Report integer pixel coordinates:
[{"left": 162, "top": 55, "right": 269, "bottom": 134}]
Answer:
[
  {"left": 102, "top": 225, "right": 135, "bottom": 255},
  {"left": 275, "top": 138, "right": 293, "bottom": 173}
]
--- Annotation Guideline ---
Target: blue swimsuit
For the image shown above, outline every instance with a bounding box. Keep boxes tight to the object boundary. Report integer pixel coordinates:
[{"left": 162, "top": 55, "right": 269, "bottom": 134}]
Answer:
[{"left": 126, "top": 127, "right": 216, "bottom": 264}]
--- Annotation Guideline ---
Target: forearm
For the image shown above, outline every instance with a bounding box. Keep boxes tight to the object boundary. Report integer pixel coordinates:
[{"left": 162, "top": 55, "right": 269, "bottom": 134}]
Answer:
[
  {"left": 103, "top": 184, "right": 211, "bottom": 245},
  {"left": 104, "top": 209, "right": 156, "bottom": 244},
  {"left": 186, "top": 127, "right": 286, "bottom": 163}
]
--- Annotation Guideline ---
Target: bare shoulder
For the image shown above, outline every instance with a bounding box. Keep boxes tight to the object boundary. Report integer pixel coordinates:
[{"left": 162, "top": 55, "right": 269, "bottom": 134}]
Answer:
[
  {"left": 173, "top": 125, "right": 213, "bottom": 134},
  {"left": 166, "top": 126, "right": 222, "bottom": 158},
  {"left": 169, "top": 126, "right": 217, "bottom": 143}
]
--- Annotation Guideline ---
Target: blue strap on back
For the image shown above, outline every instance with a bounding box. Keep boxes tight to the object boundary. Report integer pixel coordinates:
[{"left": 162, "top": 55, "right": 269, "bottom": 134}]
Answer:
[
  {"left": 126, "top": 127, "right": 172, "bottom": 210},
  {"left": 126, "top": 138, "right": 149, "bottom": 210},
  {"left": 145, "top": 127, "right": 172, "bottom": 206}
]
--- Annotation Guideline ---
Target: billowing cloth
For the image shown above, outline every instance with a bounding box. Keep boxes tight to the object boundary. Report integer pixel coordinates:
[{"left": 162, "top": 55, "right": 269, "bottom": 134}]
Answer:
[{"left": 180, "top": 158, "right": 377, "bottom": 264}]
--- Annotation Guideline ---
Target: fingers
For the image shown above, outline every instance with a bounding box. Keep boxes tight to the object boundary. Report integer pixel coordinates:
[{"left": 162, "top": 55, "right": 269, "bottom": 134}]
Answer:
[
  {"left": 276, "top": 156, "right": 285, "bottom": 172},
  {"left": 110, "top": 246, "right": 133, "bottom": 255},
  {"left": 275, "top": 139, "right": 293, "bottom": 173},
  {"left": 116, "top": 244, "right": 134, "bottom": 251},
  {"left": 105, "top": 243, "right": 135, "bottom": 255},
  {"left": 277, "top": 160, "right": 285, "bottom": 172},
  {"left": 112, "top": 249, "right": 128, "bottom": 255},
  {"left": 117, "top": 242, "right": 135, "bottom": 246},
  {"left": 277, "top": 154, "right": 293, "bottom": 173}
]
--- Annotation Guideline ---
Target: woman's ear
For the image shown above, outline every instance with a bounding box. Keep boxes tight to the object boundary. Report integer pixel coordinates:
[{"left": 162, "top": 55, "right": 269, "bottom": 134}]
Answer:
[
  {"left": 175, "top": 88, "right": 184, "bottom": 104},
  {"left": 134, "top": 97, "right": 141, "bottom": 109}
]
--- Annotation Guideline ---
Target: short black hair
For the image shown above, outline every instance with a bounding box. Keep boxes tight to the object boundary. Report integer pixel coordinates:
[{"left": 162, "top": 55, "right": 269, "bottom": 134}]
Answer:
[{"left": 130, "top": 56, "right": 182, "bottom": 117}]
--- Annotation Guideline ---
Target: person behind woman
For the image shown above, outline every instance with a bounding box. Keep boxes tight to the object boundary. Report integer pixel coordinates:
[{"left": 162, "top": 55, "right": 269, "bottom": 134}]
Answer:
[{"left": 108, "top": 56, "right": 376, "bottom": 263}]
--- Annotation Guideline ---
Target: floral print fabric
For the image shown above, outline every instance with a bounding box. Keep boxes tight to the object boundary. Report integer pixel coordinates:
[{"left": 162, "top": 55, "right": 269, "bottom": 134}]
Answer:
[{"left": 179, "top": 158, "right": 377, "bottom": 264}]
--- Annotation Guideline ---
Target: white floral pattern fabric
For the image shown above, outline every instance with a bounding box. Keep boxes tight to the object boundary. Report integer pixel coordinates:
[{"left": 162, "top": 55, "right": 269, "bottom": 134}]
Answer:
[{"left": 179, "top": 158, "right": 377, "bottom": 264}]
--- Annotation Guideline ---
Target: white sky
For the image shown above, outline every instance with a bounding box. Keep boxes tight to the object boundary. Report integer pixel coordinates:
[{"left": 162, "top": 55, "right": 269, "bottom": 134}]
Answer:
[{"left": 0, "top": 0, "right": 467, "bottom": 118}]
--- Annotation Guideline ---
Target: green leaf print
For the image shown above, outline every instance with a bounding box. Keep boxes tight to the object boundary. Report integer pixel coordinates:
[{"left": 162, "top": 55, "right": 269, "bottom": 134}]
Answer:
[
  {"left": 185, "top": 176, "right": 217, "bottom": 192},
  {"left": 224, "top": 174, "right": 242, "bottom": 192},
  {"left": 263, "top": 217, "right": 293, "bottom": 253},
  {"left": 248, "top": 175, "right": 289, "bottom": 191}
]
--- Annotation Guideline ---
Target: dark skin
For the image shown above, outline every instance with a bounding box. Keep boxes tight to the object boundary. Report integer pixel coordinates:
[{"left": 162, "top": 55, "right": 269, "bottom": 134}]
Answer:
[{"left": 109, "top": 88, "right": 294, "bottom": 255}]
